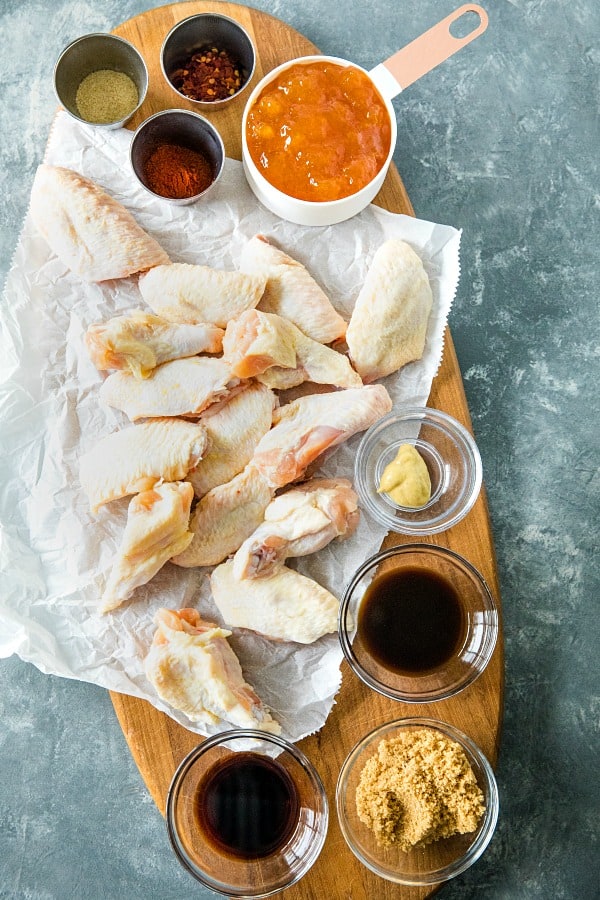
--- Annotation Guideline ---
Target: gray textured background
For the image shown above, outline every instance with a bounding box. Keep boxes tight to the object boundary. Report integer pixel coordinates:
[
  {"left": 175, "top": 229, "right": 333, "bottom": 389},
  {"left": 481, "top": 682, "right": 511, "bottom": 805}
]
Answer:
[{"left": 1, "top": 1, "right": 598, "bottom": 898}]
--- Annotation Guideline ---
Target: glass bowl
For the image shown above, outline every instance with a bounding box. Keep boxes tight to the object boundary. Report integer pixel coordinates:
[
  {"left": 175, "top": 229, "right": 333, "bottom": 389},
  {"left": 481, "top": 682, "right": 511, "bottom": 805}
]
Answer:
[
  {"left": 336, "top": 718, "right": 499, "bottom": 886},
  {"left": 166, "top": 729, "right": 328, "bottom": 898},
  {"left": 354, "top": 407, "right": 482, "bottom": 535},
  {"left": 338, "top": 544, "right": 498, "bottom": 703}
]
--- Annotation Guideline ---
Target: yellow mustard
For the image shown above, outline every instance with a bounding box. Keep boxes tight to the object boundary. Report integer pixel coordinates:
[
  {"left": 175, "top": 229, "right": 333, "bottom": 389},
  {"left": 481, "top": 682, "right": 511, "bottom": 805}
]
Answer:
[{"left": 378, "top": 444, "right": 431, "bottom": 508}]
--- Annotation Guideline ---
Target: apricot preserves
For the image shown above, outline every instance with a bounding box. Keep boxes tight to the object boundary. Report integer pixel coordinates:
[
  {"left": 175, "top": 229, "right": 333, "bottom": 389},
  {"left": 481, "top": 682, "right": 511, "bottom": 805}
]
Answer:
[{"left": 245, "top": 61, "right": 392, "bottom": 202}]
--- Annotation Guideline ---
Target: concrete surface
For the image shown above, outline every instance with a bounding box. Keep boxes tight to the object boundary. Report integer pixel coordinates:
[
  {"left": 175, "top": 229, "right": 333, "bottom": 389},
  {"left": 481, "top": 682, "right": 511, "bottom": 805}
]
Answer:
[{"left": 0, "top": 1, "right": 598, "bottom": 898}]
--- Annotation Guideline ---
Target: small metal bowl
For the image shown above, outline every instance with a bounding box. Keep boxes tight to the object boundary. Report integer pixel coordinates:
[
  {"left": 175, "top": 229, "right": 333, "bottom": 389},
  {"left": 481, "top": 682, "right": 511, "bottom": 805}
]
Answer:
[
  {"left": 161, "top": 13, "right": 256, "bottom": 108},
  {"left": 130, "top": 109, "right": 225, "bottom": 206},
  {"left": 54, "top": 33, "right": 147, "bottom": 129}
]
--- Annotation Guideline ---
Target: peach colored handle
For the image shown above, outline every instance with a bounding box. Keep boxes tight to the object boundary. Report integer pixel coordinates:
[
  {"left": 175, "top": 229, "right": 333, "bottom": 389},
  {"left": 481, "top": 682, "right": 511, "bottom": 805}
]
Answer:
[{"left": 371, "top": 4, "right": 488, "bottom": 100}]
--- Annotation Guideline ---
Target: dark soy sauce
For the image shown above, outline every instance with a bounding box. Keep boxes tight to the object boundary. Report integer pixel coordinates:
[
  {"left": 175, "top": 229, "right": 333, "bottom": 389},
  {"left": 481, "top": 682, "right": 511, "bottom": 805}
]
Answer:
[
  {"left": 195, "top": 752, "right": 300, "bottom": 859},
  {"left": 357, "top": 567, "right": 466, "bottom": 674}
]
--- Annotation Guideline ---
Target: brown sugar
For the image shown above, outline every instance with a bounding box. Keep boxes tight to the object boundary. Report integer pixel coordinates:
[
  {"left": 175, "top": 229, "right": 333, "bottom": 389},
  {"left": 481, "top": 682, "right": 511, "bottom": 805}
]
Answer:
[{"left": 355, "top": 728, "right": 485, "bottom": 852}]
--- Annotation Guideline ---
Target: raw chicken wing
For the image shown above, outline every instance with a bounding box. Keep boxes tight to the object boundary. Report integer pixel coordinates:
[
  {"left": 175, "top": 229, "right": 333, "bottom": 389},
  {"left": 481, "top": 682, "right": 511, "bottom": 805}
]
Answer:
[
  {"left": 173, "top": 464, "right": 273, "bottom": 568},
  {"left": 233, "top": 478, "right": 359, "bottom": 579},
  {"left": 187, "top": 382, "right": 276, "bottom": 497},
  {"left": 79, "top": 418, "right": 208, "bottom": 513},
  {"left": 211, "top": 561, "right": 339, "bottom": 644},
  {"left": 346, "top": 239, "right": 433, "bottom": 382},
  {"left": 86, "top": 310, "right": 223, "bottom": 378},
  {"left": 256, "top": 367, "right": 306, "bottom": 391},
  {"left": 138, "top": 263, "right": 266, "bottom": 327},
  {"left": 145, "top": 608, "right": 280, "bottom": 733},
  {"left": 223, "top": 309, "right": 362, "bottom": 388},
  {"left": 239, "top": 234, "right": 347, "bottom": 343},
  {"left": 100, "top": 482, "right": 194, "bottom": 613},
  {"left": 251, "top": 384, "right": 392, "bottom": 489},
  {"left": 223, "top": 308, "right": 296, "bottom": 376},
  {"left": 99, "top": 357, "right": 240, "bottom": 421},
  {"left": 30, "top": 164, "right": 169, "bottom": 282}
]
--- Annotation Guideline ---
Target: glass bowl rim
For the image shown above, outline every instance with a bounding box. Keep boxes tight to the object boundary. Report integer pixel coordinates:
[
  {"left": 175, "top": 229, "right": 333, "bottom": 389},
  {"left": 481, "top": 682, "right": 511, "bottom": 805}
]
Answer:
[
  {"left": 335, "top": 716, "right": 499, "bottom": 885},
  {"left": 338, "top": 543, "right": 498, "bottom": 703},
  {"left": 354, "top": 406, "right": 483, "bottom": 536},
  {"left": 166, "top": 728, "right": 329, "bottom": 898}
]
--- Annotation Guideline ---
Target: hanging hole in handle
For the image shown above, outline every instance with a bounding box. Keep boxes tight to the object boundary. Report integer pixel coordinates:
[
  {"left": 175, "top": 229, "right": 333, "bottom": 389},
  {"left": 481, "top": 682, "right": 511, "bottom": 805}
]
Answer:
[
  {"left": 376, "top": 4, "right": 488, "bottom": 97},
  {"left": 449, "top": 8, "right": 484, "bottom": 40}
]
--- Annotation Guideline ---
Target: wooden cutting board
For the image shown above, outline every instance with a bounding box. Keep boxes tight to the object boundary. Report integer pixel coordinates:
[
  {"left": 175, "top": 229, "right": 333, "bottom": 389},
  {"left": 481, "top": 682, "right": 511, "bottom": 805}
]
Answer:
[{"left": 109, "top": 3, "right": 504, "bottom": 897}]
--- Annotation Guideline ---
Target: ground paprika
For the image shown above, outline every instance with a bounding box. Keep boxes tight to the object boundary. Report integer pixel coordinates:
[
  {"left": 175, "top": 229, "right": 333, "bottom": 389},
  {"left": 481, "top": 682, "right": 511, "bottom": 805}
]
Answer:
[{"left": 143, "top": 143, "right": 214, "bottom": 200}]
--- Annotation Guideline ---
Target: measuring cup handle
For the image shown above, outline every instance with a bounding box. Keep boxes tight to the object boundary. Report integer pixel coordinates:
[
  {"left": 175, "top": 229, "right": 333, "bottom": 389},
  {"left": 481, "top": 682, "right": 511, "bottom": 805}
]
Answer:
[{"left": 371, "top": 4, "right": 489, "bottom": 100}]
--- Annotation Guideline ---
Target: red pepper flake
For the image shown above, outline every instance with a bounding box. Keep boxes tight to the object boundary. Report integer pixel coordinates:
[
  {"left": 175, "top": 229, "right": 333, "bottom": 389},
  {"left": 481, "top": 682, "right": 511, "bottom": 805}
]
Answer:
[
  {"left": 171, "top": 44, "right": 244, "bottom": 102},
  {"left": 143, "top": 143, "right": 214, "bottom": 200}
]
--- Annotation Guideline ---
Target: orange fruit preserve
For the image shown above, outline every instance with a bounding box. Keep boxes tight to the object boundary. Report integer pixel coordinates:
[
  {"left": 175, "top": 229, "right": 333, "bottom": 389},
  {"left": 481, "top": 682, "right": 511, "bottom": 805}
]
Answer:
[{"left": 245, "top": 61, "right": 392, "bottom": 202}]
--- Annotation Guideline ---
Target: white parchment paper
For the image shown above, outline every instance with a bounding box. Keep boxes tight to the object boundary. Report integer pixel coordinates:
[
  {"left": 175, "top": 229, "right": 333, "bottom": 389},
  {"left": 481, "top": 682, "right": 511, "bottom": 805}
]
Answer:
[{"left": 0, "top": 111, "right": 461, "bottom": 741}]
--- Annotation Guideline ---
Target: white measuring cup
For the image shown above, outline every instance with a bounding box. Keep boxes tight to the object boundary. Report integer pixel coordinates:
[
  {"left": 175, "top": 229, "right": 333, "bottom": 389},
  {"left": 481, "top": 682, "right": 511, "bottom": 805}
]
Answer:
[{"left": 242, "top": 4, "right": 489, "bottom": 226}]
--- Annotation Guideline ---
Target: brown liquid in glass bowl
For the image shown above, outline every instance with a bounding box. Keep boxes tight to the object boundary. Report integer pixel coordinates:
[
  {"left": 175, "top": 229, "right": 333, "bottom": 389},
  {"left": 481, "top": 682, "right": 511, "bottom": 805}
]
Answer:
[
  {"left": 194, "top": 752, "right": 300, "bottom": 860},
  {"left": 357, "top": 567, "right": 467, "bottom": 675}
]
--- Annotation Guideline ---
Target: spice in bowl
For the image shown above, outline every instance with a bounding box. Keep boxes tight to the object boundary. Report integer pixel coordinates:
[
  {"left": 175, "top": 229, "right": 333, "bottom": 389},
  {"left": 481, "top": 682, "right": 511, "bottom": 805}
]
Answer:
[
  {"left": 130, "top": 109, "right": 225, "bottom": 206},
  {"left": 355, "top": 728, "right": 485, "bottom": 851},
  {"left": 171, "top": 45, "right": 243, "bottom": 102},
  {"left": 75, "top": 69, "right": 139, "bottom": 124},
  {"left": 143, "top": 143, "right": 214, "bottom": 200},
  {"left": 161, "top": 13, "right": 255, "bottom": 108}
]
